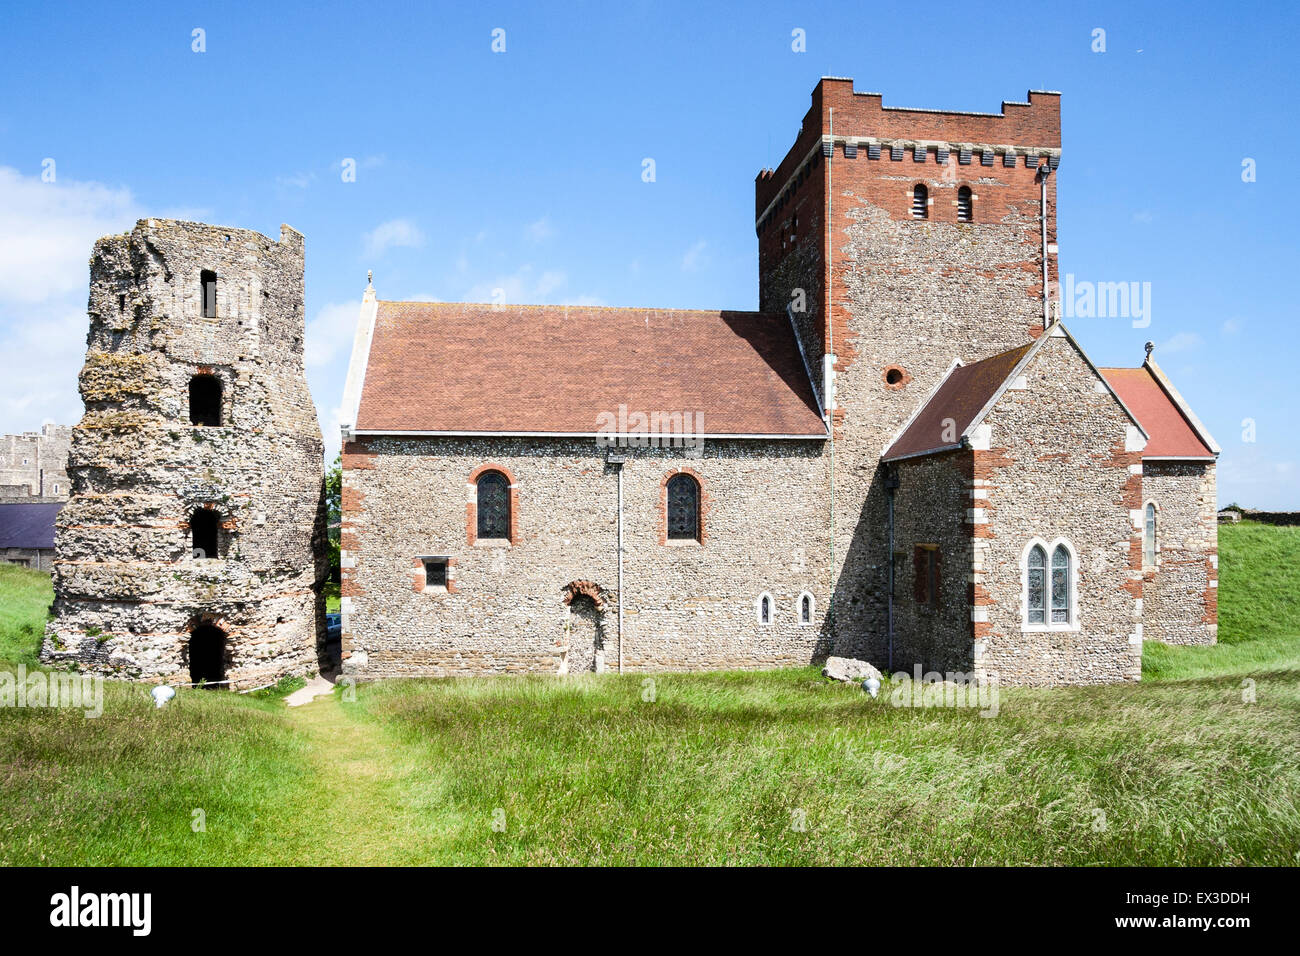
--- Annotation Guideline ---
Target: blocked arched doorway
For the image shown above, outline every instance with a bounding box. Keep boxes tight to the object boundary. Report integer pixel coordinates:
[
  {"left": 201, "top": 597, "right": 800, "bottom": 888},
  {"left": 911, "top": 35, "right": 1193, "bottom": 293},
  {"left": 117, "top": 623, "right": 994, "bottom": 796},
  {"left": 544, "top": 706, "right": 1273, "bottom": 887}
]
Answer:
[
  {"left": 189, "top": 623, "right": 227, "bottom": 687},
  {"left": 561, "top": 581, "right": 607, "bottom": 674}
]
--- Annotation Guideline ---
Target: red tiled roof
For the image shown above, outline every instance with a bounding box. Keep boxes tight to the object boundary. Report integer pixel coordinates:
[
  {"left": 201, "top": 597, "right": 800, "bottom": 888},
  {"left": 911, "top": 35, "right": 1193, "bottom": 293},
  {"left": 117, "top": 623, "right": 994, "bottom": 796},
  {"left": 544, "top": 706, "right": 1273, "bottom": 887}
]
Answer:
[
  {"left": 883, "top": 343, "right": 1034, "bottom": 461},
  {"left": 355, "top": 302, "right": 826, "bottom": 436},
  {"left": 1099, "top": 366, "right": 1214, "bottom": 458}
]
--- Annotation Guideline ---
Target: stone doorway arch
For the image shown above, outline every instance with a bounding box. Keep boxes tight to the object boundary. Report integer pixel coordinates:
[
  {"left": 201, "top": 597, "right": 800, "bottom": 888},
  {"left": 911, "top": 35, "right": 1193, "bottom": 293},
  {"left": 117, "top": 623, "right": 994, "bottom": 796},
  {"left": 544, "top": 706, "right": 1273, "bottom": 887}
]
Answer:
[{"left": 560, "top": 580, "right": 607, "bottom": 674}]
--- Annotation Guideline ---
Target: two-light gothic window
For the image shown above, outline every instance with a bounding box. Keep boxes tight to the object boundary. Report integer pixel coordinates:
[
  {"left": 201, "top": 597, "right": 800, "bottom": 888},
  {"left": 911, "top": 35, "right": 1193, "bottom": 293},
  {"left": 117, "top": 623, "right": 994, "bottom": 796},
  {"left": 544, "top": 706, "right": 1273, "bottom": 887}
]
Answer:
[
  {"left": 1027, "top": 543, "right": 1072, "bottom": 625},
  {"left": 475, "top": 470, "right": 511, "bottom": 539},
  {"left": 666, "top": 473, "right": 700, "bottom": 542}
]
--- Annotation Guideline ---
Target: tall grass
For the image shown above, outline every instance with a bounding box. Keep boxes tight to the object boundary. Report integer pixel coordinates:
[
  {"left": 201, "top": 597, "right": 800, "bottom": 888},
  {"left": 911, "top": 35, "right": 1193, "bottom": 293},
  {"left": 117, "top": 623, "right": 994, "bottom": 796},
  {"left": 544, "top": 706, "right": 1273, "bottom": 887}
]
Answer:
[{"left": 0, "top": 564, "right": 52, "bottom": 667}]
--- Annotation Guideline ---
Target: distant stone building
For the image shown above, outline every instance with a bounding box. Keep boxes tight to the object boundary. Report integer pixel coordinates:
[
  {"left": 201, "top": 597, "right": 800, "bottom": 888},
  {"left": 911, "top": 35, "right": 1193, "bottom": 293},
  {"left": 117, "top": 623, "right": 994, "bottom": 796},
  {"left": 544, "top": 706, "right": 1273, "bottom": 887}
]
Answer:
[
  {"left": 334, "top": 79, "right": 1218, "bottom": 686},
  {"left": 0, "top": 502, "right": 63, "bottom": 570},
  {"left": 0, "top": 424, "right": 72, "bottom": 501},
  {"left": 43, "top": 219, "right": 328, "bottom": 687}
]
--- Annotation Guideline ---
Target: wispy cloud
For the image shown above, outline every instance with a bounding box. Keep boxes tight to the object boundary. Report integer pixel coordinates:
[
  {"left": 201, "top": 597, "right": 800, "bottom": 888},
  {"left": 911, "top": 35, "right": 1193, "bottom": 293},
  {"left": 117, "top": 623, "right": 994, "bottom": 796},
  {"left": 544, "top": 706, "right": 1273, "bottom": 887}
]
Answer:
[
  {"left": 1221, "top": 317, "right": 1243, "bottom": 335},
  {"left": 527, "top": 216, "right": 555, "bottom": 242},
  {"left": 361, "top": 218, "right": 424, "bottom": 259},
  {"left": 1159, "top": 331, "right": 1203, "bottom": 353},
  {"left": 681, "top": 239, "right": 708, "bottom": 272}
]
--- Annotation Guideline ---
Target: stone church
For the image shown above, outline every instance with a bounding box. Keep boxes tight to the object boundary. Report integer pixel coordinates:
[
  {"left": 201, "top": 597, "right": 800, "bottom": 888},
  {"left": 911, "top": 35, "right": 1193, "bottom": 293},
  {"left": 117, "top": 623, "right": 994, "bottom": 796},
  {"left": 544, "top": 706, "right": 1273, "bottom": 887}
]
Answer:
[
  {"left": 338, "top": 78, "right": 1218, "bottom": 686},
  {"left": 43, "top": 78, "right": 1218, "bottom": 688}
]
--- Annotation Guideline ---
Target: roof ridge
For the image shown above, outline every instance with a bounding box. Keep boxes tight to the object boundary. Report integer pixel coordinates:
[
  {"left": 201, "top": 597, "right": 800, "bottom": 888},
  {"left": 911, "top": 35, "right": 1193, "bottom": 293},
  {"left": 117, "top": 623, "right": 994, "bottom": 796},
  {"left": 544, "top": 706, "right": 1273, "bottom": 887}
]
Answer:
[{"left": 377, "top": 300, "right": 784, "bottom": 316}]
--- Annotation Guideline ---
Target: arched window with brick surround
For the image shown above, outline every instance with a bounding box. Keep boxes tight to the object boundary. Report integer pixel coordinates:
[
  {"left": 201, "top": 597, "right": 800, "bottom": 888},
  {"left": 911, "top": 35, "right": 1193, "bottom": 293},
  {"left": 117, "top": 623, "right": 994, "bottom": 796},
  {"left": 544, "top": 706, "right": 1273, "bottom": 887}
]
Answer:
[
  {"left": 475, "top": 470, "right": 511, "bottom": 540},
  {"left": 662, "top": 469, "right": 705, "bottom": 545}
]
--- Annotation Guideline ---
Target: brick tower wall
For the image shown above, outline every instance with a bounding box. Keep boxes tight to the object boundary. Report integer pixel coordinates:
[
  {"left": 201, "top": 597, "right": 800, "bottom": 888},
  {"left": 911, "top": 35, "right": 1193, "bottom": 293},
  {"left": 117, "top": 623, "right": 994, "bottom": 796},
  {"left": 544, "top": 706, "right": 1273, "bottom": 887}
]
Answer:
[{"left": 758, "top": 78, "right": 1063, "bottom": 665}]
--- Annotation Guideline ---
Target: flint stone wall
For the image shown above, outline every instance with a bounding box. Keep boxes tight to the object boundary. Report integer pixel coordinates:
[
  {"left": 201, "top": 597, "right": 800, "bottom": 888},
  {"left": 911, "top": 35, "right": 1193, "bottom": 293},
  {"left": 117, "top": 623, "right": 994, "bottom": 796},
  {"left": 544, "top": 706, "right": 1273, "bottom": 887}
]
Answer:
[{"left": 43, "top": 218, "right": 328, "bottom": 686}]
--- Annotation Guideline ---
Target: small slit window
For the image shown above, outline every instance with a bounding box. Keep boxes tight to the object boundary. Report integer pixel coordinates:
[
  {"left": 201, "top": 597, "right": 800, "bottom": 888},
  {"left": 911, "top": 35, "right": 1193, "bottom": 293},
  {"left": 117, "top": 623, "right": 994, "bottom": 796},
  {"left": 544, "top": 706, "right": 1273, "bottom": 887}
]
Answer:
[
  {"left": 189, "top": 374, "right": 222, "bottom": 426},
  {"left": 912, "top": 184, "right": 928, "bottom": 220},
  {"left": 200, "top": 270, "right": 217, "bottom": 318},
  {"left": 798, "top": 591, "right": 814, "bottom": 625},
  {"left": 1143, "top": 503, "right": 1157, "bottom": 569},
  {"left": 957, "top": 186, "right": 973, "bottom": 222},
  {"left": 757, "top": 592, "right": 773, "bottom": 625}
]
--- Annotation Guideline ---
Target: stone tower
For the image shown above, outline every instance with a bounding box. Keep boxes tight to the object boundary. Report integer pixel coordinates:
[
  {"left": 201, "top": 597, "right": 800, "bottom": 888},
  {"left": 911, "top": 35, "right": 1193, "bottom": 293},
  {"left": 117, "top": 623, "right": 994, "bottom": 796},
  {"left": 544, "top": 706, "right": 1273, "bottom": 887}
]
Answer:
[
  {"left": 755, "top": 78, "right": 1063, "bottom": 661},
  {"left": 44, "top": 218, "right": 328, "bottom": 687}
]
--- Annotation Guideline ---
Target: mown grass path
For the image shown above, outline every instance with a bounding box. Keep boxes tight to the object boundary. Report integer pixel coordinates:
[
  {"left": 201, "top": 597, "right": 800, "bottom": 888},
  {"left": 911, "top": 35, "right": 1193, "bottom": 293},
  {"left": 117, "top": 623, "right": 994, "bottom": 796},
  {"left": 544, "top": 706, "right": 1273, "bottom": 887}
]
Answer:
[{"left": 286, "top": 693, "right": 447, "bottom": 865}]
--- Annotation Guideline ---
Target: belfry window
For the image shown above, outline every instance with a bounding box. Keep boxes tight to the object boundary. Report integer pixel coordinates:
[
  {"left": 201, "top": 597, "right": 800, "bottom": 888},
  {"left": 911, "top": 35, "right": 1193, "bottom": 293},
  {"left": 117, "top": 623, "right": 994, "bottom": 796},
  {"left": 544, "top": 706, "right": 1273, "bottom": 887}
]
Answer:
[
  {"left": 200, "top": 270, "right": 217, "bottom": 318},
  {"left": 957, "top": 186, "right": 973, "bottom": 222},
  {"left": 189, "top": 375, "right": 222, "bottom": 426},
  {"left": 476, "top": 470, "right": 511, "bottom": 540},
  {"left": 912, "top": 184, "right": 929, "bottom": 219}
]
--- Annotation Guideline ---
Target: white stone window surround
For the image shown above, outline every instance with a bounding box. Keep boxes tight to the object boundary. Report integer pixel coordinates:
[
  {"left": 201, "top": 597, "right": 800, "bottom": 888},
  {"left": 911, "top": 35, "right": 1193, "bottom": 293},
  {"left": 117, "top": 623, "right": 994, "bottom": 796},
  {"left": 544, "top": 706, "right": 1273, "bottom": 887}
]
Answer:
[
  {"left": 1142, "top": 500, "right": 1160, "bottom": 570},
  {"left": 756, "top": 591, "right": 774, "bottom": 625},
  {"left": 796, "top": 590, "right": 815, "bottom": 626},
  {"left": 1019, "top": 537, "right": 1081, "bottom": 633}
]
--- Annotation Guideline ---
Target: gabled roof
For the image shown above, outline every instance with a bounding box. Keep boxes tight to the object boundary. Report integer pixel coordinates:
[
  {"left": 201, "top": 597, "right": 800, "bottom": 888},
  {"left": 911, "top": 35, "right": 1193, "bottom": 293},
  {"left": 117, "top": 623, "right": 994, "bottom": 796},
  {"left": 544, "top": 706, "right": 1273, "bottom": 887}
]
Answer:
[
  {"left": 350, "top": 301, "right": 827, "bottom": 437},
  {"left": 1099, "top": 361, "right": 1218, "bottom": 459},
  {"left": 882, "top": 343, "right": 1034, "bottom": 461},
  {"left": 0, "top": 502, "right": 62, "bottom": 549},
  {"left": 882, "top": 323, "right": 1147, "bottom": 463}
]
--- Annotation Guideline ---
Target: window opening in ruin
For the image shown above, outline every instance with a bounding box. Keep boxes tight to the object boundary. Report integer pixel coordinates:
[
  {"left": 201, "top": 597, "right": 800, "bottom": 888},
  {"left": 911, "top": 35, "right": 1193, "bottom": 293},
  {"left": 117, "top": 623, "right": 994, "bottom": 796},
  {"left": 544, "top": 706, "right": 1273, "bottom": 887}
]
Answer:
[
  {"left": 191, "top": 508, "right": 220, "bottom": 559},
  {"left": 189, "top": 374, "right": 223, "bottom": 426},
  {"left": 189, "top": 623, "right": 227, "bottom": 687},
  {"left": 201, "top": 269, "right": 217, "bottom": 318}
]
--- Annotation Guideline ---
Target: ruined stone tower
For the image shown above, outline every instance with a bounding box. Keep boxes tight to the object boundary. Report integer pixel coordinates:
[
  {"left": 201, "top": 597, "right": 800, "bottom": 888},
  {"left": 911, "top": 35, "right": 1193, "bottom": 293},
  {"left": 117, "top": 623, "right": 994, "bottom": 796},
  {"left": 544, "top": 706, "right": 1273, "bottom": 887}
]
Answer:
[{"left": 44, "top": 218, "right": 328, "bottom": 687}]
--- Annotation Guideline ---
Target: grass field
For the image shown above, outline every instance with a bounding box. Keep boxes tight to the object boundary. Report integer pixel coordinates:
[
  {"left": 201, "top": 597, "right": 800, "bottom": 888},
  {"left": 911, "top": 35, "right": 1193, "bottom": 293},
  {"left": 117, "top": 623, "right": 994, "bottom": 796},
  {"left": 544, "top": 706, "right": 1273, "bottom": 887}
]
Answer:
[{"left": 2, "top": 522, "right": 1298, "bottom": 866}]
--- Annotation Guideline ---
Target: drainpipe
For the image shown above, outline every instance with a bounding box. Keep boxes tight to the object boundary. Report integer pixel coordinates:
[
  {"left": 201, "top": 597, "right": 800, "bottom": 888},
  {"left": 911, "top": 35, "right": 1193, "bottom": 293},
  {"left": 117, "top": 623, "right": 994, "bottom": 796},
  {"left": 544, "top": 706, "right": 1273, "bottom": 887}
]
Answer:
[
  {"left": 885, "top": 467, "right": 899, "bottom": 672},
  {"left": 616, "top": 458, "right": 624, "bottom": 673},
  {"left": 1039, "top": 164, "right": 1052, "bottom": 329},
  {"left": 826, "top": 107, "right": 835, "bottom": 629}
]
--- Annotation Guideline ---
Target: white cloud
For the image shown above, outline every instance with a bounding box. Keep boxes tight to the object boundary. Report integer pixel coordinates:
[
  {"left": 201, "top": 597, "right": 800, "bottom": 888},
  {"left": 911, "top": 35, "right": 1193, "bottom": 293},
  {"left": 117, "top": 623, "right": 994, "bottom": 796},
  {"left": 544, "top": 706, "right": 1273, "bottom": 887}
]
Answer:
[
  {"left": 0, "top": 166, "right": 144, "bottom": 435},
  {"left": 361, "top": 218, "right": 424, "bottom": 259},
  {"left": 1131, "top": 210, "right": 1154, "bottom": 224},
  {"left": 1221, "top": 317, "right": 1242, "bottom": 335},
  {"left": 0, "top": 166, "right": 140, "bottom": 305},
  {"left": 1159, "top": 331, "right": 1203, "bottom": 353},
  {"left": 682, "top": 239, "right": 709, "bottom": 272}
]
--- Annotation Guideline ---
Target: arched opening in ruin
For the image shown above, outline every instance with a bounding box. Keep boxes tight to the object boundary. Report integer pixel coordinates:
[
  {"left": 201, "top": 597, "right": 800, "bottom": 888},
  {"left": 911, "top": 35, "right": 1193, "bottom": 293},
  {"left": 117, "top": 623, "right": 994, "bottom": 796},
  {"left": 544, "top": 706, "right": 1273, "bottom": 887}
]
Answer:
[
  {"left": 560, "top": 580, "right": 607, "bottom": 674},
  {"left": 188, "top": 624, "right": 227, "bottom": 687},
  {"left": 189, "top": 374, "right": 223, "bottom": 426},
  {"left": 190, "top": 508, "right": 222, "bottom": 559}
]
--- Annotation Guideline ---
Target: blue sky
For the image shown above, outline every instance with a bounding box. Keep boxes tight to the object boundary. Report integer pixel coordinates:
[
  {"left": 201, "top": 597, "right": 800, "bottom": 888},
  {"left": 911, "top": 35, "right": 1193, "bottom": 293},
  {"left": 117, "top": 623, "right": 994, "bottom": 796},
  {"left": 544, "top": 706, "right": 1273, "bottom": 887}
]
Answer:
[{"left": 1, "top": 0, "right": 1295, "bottom": 506}]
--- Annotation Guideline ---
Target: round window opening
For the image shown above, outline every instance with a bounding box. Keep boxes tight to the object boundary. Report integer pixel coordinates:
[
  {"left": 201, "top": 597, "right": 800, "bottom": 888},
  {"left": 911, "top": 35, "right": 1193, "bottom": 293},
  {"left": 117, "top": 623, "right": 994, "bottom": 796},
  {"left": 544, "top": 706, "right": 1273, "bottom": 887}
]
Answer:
[{"left": 883, "top": 365, "right": 908, "bottom": 388}]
